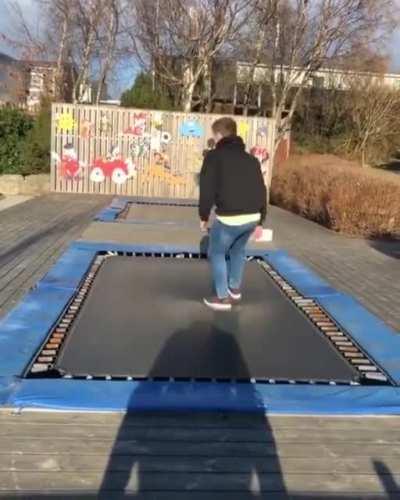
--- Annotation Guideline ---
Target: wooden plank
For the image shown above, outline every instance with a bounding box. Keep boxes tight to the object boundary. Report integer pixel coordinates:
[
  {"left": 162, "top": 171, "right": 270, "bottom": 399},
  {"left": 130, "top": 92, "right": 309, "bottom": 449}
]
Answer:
[
  {"left": 0, "top": 424, "right": 399, "bottom": 444},
  {"left": 0, "top": 213, "right": 90, "bottom": 311},
  {"left": 2, "top": 454, "right": 400, "bottom": 476},
  {"left": 2, "top": 412, "right": 400, "bottom": 431},
  {"left": 2, "top": 437, "right": 400, "bottom": 458},
  {"left": 0, "top": 470, "right": 399, "bottom": 494},
  {"left": 0, "top": 493, "right": 310, "bottom": 500}
]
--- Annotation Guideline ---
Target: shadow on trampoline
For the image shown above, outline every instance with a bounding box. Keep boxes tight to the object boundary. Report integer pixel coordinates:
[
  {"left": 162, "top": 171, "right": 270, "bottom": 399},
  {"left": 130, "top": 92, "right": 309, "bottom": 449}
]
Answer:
[{"left": 98, "top": 312, "right": 286, "bottom": 498}]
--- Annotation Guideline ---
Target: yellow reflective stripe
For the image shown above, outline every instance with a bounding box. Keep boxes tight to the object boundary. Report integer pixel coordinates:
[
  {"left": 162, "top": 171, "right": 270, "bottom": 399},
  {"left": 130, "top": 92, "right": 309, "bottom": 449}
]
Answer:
[{"left": 216, "top": 213, "right": 260, "bottom": 226}]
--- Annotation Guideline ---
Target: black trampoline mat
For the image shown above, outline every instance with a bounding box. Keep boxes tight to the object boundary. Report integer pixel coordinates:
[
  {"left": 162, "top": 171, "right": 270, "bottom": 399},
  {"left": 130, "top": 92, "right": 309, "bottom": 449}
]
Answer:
[
  {"left": 123, "top": 204, "right": 198, "bottom": 223},
  {"left": 55, "top": 257, "right": 358, "bottom": 382}
]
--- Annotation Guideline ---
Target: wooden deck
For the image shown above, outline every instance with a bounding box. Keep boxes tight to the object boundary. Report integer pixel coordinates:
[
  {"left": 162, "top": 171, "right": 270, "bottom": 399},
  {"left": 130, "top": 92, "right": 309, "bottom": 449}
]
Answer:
[
  {"left": 1, "top": 195, "right": 400, "bottom": 498},
  {"left": 1, "top": 411, "right": 400, "bottom": 498},
  {"left": 0, "top": 194, "right": 109, "bottom": 317}
]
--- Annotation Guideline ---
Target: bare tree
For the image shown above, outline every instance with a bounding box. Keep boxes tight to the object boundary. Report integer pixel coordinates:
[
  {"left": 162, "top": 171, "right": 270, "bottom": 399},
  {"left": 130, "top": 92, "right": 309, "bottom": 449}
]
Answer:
[
  {"left": 131, "top": 0, "right": 250, "bottom": 112},
  {"left": 232, "top": 0, "right": 278, "bottom": 115},
  {"left": 341, "top": 77, "right": 400, "bottom": 166},
  {"left": 95, "top": 0, "right": 122, "bottom": 103},
  {"left": 68, "top": 0, "right": 106, "bottom": 103},
  {"left": 2, "top": 0, "right": 48, "bottom": 59},
  {"left": 2, "top": 0, "right": 126, "bottom": 104},
  {"left": 37, "top": 0, "right": 74, "bottom": 101},
  {"left": 238, "top": 0, "right": 397, "bottom": 150}
]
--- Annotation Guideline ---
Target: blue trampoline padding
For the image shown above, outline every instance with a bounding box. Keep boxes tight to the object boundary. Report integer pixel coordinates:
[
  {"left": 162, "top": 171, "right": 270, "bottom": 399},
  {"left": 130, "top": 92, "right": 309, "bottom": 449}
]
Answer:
[
  {"left": 0, "top": 287, "right": 74, "bottom": 377},
  {"left": 1, "top": 241, "right": 400, "bottom": 414},
  {"left": 38, "top": 247, "right": 95, "bottom": 291},
  {"left": 7, "top": 378, "right": 400, "bottom": 414},
  {"left": 94, "top": 207, "right": 120, "bottom": 222},
  {"left": 110, "top": 197, "right": 128, "bottom": 210},
  {"left": 265, "top": 251, "right": 340, "bottom": 298},
  {"left": 318, "top": 293, "right": 400, "bottom": 385},
  {"left": 0, "top": 377, "right": 17, "bottom": 406}
]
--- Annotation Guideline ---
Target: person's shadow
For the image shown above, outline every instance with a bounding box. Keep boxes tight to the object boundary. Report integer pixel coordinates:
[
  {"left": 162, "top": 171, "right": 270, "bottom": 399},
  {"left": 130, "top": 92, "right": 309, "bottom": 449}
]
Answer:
[
  {"left": 373, "top": 460, "right": 399, "bottom": 498},
  {"left": 99, "top": 311, "right": 286, "bottom": 498}
]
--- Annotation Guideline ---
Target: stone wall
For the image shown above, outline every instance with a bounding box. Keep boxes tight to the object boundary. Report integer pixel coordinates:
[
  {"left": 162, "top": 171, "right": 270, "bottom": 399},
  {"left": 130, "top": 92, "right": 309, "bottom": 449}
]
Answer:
[{"left": 0, "top": 174, "right": 50, "bottom": 195}]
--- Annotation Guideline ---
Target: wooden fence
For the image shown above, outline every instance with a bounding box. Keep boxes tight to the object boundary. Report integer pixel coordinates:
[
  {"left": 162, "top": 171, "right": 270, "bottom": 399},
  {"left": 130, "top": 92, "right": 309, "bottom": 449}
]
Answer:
[{"left": 50, "top": 103, "right": 276, "bottom": 198}]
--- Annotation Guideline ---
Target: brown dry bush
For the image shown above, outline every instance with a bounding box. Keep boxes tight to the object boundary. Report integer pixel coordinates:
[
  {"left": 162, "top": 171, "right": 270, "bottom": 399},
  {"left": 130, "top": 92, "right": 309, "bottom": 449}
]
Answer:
[{"left": 271, "top": 156, "right": 400, "bottom": 239}]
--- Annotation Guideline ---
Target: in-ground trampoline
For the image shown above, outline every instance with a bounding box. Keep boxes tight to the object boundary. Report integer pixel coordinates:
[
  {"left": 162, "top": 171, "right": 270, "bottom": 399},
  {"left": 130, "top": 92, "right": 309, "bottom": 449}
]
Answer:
[
  {"left": 1, "top": 241, "right": 400, "bottom": 414},
  {"left": 87, "top": 196, "right": 271, "bottom": 249},
  {"left": 29, "top": 255, "right": 373, "bottom": 383},
  {"left": 96, "top": 197, "right": 199, "bottom": 225}
]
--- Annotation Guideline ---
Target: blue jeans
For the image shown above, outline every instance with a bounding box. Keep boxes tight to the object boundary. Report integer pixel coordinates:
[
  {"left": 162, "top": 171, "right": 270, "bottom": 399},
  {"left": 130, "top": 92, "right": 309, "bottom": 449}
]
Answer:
[{"left": 208, "top": 220, "right": 257, "bottom": 299}]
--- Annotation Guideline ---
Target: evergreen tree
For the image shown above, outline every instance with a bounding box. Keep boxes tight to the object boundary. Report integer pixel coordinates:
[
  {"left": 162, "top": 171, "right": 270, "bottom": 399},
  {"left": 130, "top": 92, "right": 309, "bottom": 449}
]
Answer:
[
  {"left": 120, "top": 73, "right": 174, "bottom": 110},
  {"left": 21, "top": 99, "right": 52, "bottom": 174}
]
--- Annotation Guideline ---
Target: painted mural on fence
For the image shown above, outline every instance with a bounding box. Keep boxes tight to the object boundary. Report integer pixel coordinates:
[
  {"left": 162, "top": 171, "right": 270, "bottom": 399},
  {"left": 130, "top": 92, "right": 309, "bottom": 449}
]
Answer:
[
  {"left": 56, "top": 112, "right": 76, "bottom": 132},
  {"left": 52, "top": 105, "right": 276, "bottom": 196},
  {"left": 90, "top": 145, "right": 136, "bottom": 185},
  {"left": 53, "top": 144, "right": 84, "bottom": 180},
  {"left": 55, "top": 110, "right": 189, "bottom": 188},
  {"left": 180, "top": 118, "right": 204, "bottom": 138},
  {"left": 79, "top": 119, "right": 93, "bottom": 139}
]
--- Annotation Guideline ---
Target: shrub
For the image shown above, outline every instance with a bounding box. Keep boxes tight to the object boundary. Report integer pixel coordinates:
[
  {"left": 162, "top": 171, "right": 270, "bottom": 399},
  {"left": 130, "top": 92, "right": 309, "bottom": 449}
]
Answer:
[
  {"left": 0, "top": 107, "right": 33, "bottom": 174},
  {"left": 20, "top": 100, "right": 51, "bottom": 174},
  {"left": 271, "top": 155, "right": 400, "bottom": 239}
]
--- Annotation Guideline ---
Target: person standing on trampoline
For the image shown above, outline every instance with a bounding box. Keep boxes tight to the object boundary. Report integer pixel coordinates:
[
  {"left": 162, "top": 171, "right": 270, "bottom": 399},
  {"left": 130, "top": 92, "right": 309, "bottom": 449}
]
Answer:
[{"left": 199, "top": 117, "right": 267, "bottom": 311}]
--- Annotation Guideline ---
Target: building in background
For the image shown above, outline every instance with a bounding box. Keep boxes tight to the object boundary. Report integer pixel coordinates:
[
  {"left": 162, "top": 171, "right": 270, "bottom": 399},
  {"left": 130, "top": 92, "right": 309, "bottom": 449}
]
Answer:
[
  {"left": 0, "top": 51, "right": 93, "bottom": 111},
  {"left": 23, "top": 60, "right": 60, "bottom": 110},
  {"left": 0, "top": 52, "right": 26, "bottom": 105},
  {"left": 235, "top": 62, "right": 400, "bottom": 93},
  {"left": 199, "top": 60, "right": 400, "bottom": 115}
]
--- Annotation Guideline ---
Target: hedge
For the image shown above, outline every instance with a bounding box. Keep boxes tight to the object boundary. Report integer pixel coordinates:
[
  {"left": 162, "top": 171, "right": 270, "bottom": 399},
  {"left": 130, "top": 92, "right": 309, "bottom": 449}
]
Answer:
[
  {"left": 0, "top": 108, "right": 33, "bottom": 174},
  {"left": 271, "top": 155, "right": 400, "bottom": 239},
  {"left": 0, "top": 103, "right": 51, "bottom": 176}
]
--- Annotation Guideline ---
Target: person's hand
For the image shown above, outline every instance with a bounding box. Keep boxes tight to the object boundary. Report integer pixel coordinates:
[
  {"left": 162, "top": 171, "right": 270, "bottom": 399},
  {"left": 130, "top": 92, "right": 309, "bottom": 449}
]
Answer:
[{"left": 200, "top": 220, "right": 208, "bottom": 232}]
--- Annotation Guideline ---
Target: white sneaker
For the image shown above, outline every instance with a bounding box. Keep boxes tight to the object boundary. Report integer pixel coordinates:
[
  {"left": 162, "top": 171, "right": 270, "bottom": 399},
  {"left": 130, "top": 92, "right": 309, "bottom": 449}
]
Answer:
[
  {"left": 203, "top": 297, "right": 233, "bottom": 311},
  {"left": 228, "top": 288, "right": 242, "bottom": 301}
]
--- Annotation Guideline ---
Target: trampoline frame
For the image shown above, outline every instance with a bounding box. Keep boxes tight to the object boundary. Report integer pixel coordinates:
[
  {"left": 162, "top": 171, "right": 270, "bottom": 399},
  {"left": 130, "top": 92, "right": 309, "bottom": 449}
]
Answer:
[
  {"left": 95, "top": 197, "right": 198, "bottom": 224},
  {"left": 1, "top": 241, "right": 400, "bottom": 414}
]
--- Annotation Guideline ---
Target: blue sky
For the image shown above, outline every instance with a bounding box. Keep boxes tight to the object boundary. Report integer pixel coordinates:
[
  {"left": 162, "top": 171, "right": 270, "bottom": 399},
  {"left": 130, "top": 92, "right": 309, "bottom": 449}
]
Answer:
[
  {"left": 1, "top": 0, "right": 400, "bottom": 97},
  {"left": 390, "top": 31, "right": 400, "bottom": 71}
]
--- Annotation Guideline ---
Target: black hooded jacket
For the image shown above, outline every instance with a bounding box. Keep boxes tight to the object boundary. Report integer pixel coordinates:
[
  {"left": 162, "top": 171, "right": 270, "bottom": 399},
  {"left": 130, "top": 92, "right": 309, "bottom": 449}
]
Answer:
[{"left": 199, "top": 135, "right": 267, "bottom": 224}]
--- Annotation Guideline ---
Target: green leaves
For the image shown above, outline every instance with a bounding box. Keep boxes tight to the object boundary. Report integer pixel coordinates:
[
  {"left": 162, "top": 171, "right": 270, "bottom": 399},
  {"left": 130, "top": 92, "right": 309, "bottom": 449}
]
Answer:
[
  {"left": 0, "top": 103, "right": 51, "bottom": 175},
  {"left": 0, "top": 108, "right": 33, "bottom": 174},
  {"left": 120, "top": 73, "right": 175, "bottom": 110},
  {"left": 21, "top": 101, "right": 51, "bottom": 175}
]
